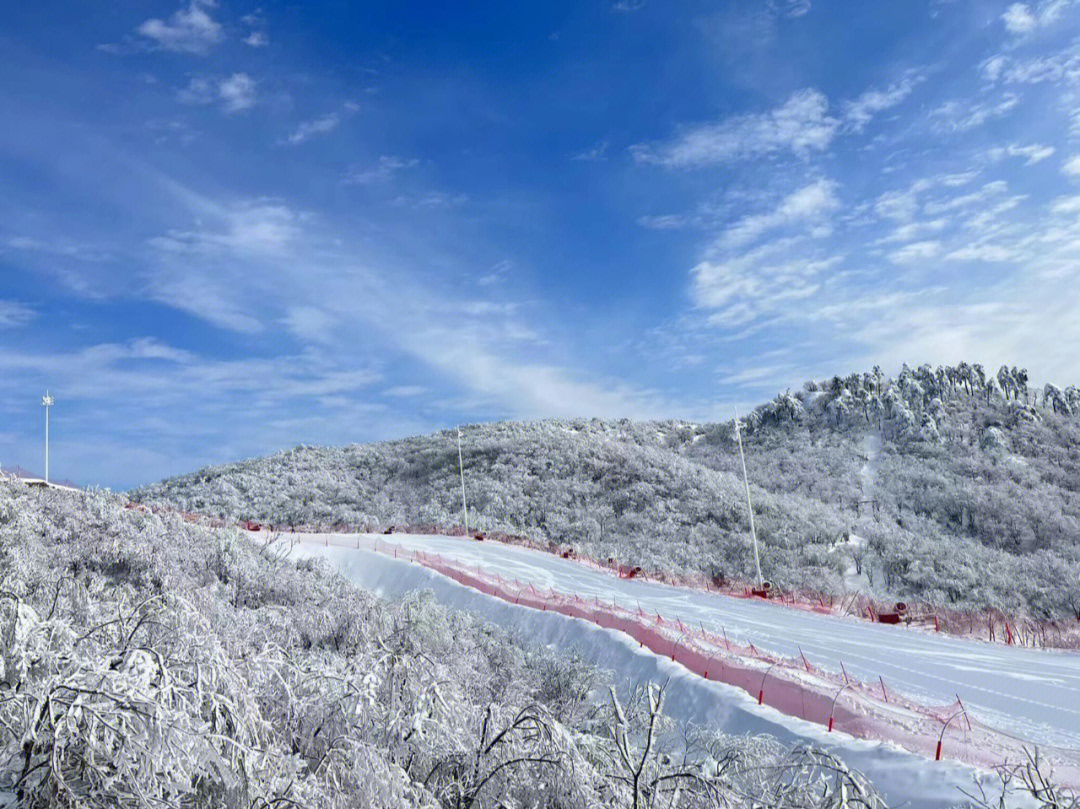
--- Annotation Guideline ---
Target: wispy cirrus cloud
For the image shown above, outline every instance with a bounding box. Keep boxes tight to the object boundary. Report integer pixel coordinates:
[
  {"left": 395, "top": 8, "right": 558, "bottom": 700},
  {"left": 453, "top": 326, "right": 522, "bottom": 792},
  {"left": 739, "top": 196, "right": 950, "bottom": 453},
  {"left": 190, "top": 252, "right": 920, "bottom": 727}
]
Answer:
[
  {"left": 635, "top": 75, "right": 924, "bottom": 168},
  {"left": 930, "top": 93, "right": 1020, "bottom": 133},
  {"left": 632, "top": 89, "right": 839, "bottom": 167},
  {"left": 714, "top": 178, "right": 839, "bottom": 249},
  {"left": 986, "top": 142, "right": 1055, "bottom": 164},
  {"left": 842, "top": 72, "right": 923, "bottom": 132},
  {"left": 0, "top": 300, "right": 35, "bottom": 328},
  {"left": 282, "top": 103, "right": 358, "bottom": 145},
  {"left": 572, "top": 141, "right": 609, "bottom": 161},
  {"left": 343, "top": 156, "right": 419, "bottom": 184}
]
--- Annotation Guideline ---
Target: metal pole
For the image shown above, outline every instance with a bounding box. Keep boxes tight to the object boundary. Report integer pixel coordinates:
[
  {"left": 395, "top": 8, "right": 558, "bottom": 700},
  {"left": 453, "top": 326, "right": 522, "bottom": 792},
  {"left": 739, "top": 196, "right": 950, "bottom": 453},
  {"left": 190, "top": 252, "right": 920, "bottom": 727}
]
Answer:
[
  {"left": 457, "top": 426, "right": 469, "bottom": 535},
  {"left": 734, "top": 407, "right": 762, "bottom": 588},
  {"left": 42, "top": 391, "right": 54, "bottom": 484}
]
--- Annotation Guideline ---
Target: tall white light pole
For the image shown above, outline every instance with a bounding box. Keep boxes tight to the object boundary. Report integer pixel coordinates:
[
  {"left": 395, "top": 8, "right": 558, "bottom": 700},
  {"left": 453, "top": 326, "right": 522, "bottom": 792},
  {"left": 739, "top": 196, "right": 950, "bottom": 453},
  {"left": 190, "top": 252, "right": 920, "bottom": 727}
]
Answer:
[
  {"left": 457, "top": 426, "right": 469, "bottom": 534},
  {"left": 734, "top": 407, "right": 763, "bottom": 589},
  {"left": 42, "top": 391, "right": 55, "bottom": 484}
]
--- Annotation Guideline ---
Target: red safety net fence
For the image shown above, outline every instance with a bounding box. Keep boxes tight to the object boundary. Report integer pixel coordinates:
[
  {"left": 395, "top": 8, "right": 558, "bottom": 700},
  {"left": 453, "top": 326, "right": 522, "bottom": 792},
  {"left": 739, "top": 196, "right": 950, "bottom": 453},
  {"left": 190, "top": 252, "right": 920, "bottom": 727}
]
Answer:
[
  {"left": 124, "top": 501, "right": 1080, "bottom": 649},
  {"left": 291, "top": 532, "right": 1080, "bottom": 785}
]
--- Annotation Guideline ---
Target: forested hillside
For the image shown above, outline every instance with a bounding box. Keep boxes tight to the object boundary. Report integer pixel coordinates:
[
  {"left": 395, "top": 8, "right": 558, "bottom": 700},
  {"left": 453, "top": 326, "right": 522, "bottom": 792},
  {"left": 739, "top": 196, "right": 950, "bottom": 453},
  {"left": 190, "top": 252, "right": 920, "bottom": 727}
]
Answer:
[
  {"left": 0, "top": 480, "right": 895, "bottom": 807},
  {"left": 134, "top": 363, "right": 1080, "bottom": 622}
]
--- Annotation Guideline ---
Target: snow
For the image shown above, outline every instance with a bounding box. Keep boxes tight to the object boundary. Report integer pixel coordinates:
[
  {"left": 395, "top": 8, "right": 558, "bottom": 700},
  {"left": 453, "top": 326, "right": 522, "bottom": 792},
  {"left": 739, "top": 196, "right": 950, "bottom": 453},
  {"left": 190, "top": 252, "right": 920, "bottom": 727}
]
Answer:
[
  {"left": 308, "top": 532, "right": 1080, "bottom": 748},
  {"left": 288, "top": 533, "right": 1080, "bottom": 806}
]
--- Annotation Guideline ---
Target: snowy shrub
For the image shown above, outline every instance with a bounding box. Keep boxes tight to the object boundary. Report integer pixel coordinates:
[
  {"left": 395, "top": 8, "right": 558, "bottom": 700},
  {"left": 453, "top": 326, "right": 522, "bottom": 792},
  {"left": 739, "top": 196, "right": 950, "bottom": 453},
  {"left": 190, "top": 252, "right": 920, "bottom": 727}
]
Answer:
[{"left": 0, "top": 480, "right": 925, "bottom": 808}]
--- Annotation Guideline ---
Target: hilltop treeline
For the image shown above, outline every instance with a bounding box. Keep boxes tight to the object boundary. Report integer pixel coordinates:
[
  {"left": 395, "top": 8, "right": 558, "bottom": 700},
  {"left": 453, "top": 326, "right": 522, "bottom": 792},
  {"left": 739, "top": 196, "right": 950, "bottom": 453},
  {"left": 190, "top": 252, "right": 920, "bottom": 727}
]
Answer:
[{"left": 133, "top": 363, "right": 1080, "bottom": 621}]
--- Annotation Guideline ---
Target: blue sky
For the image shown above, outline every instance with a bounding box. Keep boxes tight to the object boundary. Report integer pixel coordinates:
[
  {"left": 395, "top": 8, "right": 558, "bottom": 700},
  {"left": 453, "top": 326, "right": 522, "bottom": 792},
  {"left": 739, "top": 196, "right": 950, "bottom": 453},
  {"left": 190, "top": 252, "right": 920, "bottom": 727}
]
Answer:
[{"left": 3, "top": 0, "right": 1080, "bottom": 487}]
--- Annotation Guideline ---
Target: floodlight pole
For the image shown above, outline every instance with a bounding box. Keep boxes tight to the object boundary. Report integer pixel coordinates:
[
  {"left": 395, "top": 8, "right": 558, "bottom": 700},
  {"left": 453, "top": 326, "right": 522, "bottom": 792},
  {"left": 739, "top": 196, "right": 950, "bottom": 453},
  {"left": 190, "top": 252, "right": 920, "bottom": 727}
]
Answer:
[
  {"left": 734, "top": 407, "right": 763, "bottom": 589},
  {"left": 457, "top": 426, "right": 469, "bottom": 535},
  {"left": 42, "top": 391, "right": 55, "bottom": 484}
]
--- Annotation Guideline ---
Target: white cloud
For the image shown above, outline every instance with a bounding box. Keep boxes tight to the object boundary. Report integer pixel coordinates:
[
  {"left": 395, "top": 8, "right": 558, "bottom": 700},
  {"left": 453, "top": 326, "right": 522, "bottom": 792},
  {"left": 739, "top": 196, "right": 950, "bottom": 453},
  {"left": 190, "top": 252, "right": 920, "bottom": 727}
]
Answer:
[
  {"left": 1050, "top": 194, "right": 1080, "bottom": 214},
  {"left": 717, "top": 179, "right": 840, "bottom": 248},
  {"left": 218, "top": 73, "right": 256, "bottom": 113},
  {"left": 399, "top": 192, "right": 469, "bottom": 209},
  {"left": 1002, "top": 3, "right": 1039, "bottom": 32},
  {"left": 383, "top": 385, "right": 428, "bottom": 397},
  {"left": 691, "top": 238, "right": 842, "bottom": 326},
  {"left": 138, "top": 180, "right": 675, "bottom": 422},
  {"left": 572, "top": 141, "right": 609, "bottom": 161},
  {"left": 150, "top": 201, "right": 301, "bottom": 264},
  {"left": 923, "top": 180, "right": 1008, "bottom": 215},
  {"left": 981, "top": 55, "right": 1009, "bottom": 83},
  {"left": 888, "top": 240, "right": 940, "bottom": 264},
  {"left": 637, "top": 214, "right": 693, "bottom": 229},
  {"left": 344, "top": 156, "right": 419, "bottom": 184},
  {"left": 283, "top": 306, "right": 338, "bottom": 344},
  {"left": 986, "top": 143, "right": 1055, "bottom": 164},
  {"left": 873, "top": 178, "right": 939, "bottom": 222},
  {"left": 178, "top": 74, "right": 257, "bottom": 113},
  {"left": 611, "top": 0, "right": 646, "bottom": 11},
  {"left": 632, "top": 89, "right": 839, "bottom": 167},
  {"left": 177, "top": 77, "right": 215, "bottom": 105},
  {"left": 930, "top": 93, "right": 1020, "bottom": 133},
  {"left": 982, "top": 45, "right": 1080, "bottom": 85},
  {"left": 0, "top": 300, "right": 35, "bottom": 328},
  {"left": 1001, "top": 0, "right": 1071, "bottom": 34},
  {"left": 1062, "top": 154, "right": 1080, "bottom": 175},
  {"left": 876, "top": 218, "right": 949, "bottom": 244},
  {"left": 843, "top": 73, "right": 922, "bottom": 131},
  {"left": 137, "top": 0, "right": 223, "bottom": 54},
  {"left": 946, "top": 244, "right": 1013, "bottom": 261},
  {"left": 245, "top": 31, "right": 269, "bottom": 47},
  {"left": 284, "top": 114, "right": 341, "bottom": 145}
]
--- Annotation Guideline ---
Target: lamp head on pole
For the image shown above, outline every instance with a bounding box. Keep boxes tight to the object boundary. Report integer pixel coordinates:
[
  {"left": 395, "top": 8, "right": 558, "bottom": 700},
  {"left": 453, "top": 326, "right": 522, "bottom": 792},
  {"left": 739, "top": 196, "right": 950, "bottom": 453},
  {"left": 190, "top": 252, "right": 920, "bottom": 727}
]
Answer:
[{"left": 42, "top": 392, "right": 55, "bottom": 407}]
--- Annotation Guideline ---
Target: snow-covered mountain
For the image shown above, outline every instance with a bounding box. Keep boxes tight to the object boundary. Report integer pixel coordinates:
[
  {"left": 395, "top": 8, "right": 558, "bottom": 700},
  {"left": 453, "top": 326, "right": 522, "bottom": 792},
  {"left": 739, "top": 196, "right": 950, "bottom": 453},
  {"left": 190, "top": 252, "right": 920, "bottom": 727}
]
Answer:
[{"left": 133, "top": 363, "right": 1080, "bottom": 621}]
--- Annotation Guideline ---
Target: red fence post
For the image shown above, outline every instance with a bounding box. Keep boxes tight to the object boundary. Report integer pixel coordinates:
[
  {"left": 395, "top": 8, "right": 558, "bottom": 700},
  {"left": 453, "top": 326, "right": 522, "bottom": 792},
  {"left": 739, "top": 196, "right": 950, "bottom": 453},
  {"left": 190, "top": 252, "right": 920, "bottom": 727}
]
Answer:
[
  {"left": 880, "top": 676, "right": 888, "bottom": 703},
  {"left": 758, "top": 663, "right": 777, "bottom": 705},
  {"left": 704, "top": 650, "right": 723, "bottom": 680},
  {"left": 936, "top": 709, "right": 968, "bottom": 761},
  {"left": 828, "top": 683, "right": 851, "bottom": 732}
]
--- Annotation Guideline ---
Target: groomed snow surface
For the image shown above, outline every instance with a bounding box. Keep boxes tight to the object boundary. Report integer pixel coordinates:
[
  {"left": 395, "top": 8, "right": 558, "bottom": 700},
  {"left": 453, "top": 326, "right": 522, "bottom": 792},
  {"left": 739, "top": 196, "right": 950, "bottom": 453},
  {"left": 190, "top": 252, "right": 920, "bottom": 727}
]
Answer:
[{"left": 287, "top": 532, "right": 1080, "bottom": 808}]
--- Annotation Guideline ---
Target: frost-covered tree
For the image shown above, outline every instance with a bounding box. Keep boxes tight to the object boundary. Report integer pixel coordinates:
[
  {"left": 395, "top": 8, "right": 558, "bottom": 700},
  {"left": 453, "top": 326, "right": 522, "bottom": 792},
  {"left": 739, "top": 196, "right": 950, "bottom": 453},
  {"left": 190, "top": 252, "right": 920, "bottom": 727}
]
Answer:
[
  {"left": 132, "top": 362, "right": 1080, "bottom": 623},
  {"left": 1, "top": 481, "right": 909, "bottom": 808}
]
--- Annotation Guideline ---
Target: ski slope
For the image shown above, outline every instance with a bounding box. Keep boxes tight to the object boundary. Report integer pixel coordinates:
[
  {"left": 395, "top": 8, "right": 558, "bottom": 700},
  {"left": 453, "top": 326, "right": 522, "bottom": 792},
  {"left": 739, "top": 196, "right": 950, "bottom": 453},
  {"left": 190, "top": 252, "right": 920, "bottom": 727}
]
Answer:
[
  {"left": 341, "top": 531, "right": 1080, "bottom": 748},
  {"left": 285, "top": 531, "right": 1080, "bottom": 805}
]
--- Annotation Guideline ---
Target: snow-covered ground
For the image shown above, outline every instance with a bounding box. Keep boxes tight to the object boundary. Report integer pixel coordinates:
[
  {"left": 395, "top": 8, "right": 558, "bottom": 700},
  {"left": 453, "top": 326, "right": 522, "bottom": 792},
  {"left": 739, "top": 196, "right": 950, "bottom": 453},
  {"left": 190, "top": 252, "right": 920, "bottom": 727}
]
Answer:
[
  {"left": 351, "top": 532, "right": 1080, "bottom": 746},
  {"left": 286, "top": 531, "right": 1080, "bottom": 805}
]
